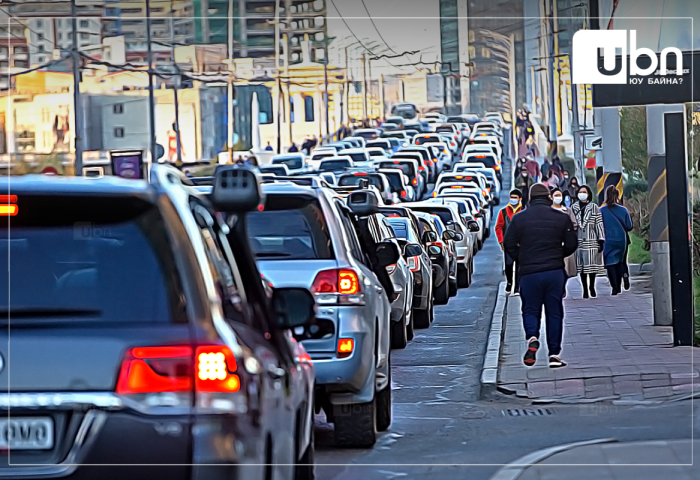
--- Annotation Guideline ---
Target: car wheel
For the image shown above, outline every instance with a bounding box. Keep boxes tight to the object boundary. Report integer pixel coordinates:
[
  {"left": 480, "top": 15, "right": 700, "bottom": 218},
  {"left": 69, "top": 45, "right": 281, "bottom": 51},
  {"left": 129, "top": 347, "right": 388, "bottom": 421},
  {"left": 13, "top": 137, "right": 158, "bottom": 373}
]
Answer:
[
  {"left": 375, "top": 358, "right": 392, "bottom": 432},
  {"left": 414, "top": 297, "right": 431, "bottom": 329},
  {"left": 333, "top": 398, "right": 377, "bottom": 448},
  {"left": 390, "top": 313, "right": 408, "bottom": 349},
  {"left": 294, "top": 418, "right": 315, "bottom": 480},
  {"left": 434, "top": 279, "right": 450, "bottom": 305},
  {"left": 406, "top": 309, "right": 415, "bottom": 341},
  {"left": 458, "top": 265, "right": 469, "bottom": 288},
  {"left": 449, "top": 277, "right": 458, "bottom": 297}
]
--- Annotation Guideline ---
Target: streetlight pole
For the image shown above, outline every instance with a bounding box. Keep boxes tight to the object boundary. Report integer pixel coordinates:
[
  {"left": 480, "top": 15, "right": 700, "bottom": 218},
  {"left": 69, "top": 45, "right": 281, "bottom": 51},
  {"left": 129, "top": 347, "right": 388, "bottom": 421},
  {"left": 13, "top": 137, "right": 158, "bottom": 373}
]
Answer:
[
  {"left": 274, "top": 0, "right": 281, "bottom": 153},
  {"left": 70, "top": 0, "right": 83, "bottom": 175},
  {"left": 145, "top": 0, "right": 157, "bottom": 165},
  {"left": 323, "top": 38, "right": 330, "bottom": 141},
  {"left": 169, "top": 0, "right": 182, "bottom": 166},
  {"left": 361, "top": 53, "right": 367, "bottom": 125}
]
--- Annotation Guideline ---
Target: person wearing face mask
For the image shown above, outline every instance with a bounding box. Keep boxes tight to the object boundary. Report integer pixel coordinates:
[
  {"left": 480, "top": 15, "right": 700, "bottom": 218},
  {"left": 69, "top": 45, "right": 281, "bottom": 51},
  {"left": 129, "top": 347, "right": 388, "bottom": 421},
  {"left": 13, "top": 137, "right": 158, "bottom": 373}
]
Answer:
[
  {"left": 572, "top": 185, "right": 606, "bottom": 298},
  {"left": 568, "top": 176, "right": 580, "bottom": 195},
  {"left": 514, "top": 158, "right": 524, "bottom": 179},
  {"left": 503, "top": 183, "right": 578, "bottom": 368},
  {"left": 514, "top": 168, "right": 534, "bottom": 206},
  {"left": 551, "top": 188, "right": 579, "bottom": 286},
  {"left": 600, "top": 185, "right": 633, "bottom": 295},
  {"left": 495, "top": 190, "right": 523, "bottom": 294}
]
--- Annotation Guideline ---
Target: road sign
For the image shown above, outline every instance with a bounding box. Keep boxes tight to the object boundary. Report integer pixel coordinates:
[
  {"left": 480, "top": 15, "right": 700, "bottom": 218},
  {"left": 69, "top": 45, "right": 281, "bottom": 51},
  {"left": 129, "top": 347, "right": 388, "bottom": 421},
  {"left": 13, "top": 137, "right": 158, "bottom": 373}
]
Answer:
[
  {"left": 42, "top": 166, "right": 58, "bottom": 175},
  {"left": 585, "top": 135, "right": 603, "bottom": 150}
]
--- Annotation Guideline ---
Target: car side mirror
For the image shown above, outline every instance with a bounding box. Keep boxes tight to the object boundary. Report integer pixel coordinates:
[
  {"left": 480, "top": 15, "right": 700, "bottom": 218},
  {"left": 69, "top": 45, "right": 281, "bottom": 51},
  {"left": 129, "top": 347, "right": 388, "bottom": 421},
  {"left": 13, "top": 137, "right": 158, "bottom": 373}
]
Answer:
[
  {"left": 404, "top": 243, "right": 423, "bottom": 257},
  {"left": 452, "top": 232, "right": 464, "bottom": 241},
  {"left": 271, "top": 288, "right": 316, "bottom": 329},
  {"left": 468, "top": 220, "right": 480, "bottom": 232},
  {"left": 422, "top": 231, "right": 438, "bottom": 243},
  {"left": 442, "top": 230, "right": 456, "bottom": 241},
  {"left": 474, "top": 212, "right": 484, "bottom": 218},
  {"left": 376, "top": 242, "right": 400, "bottom": 267},
  {"left": 427, "top": 245, "right": 441, "bottom": 256}
]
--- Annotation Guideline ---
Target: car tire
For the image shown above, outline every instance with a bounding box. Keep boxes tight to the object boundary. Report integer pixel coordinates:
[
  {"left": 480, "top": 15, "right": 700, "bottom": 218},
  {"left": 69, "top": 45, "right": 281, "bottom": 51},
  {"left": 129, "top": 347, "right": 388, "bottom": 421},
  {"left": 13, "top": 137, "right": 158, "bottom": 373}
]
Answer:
[
  {"left": 458, "top": 265, "right": 469, "bottom": 288},
  {"left": 390, "top": 314, "right": 408, "bottom": 349},
  {"left": 376, "top": 359, "right": 392, "bottom": 432},
  {"left": 414, "top": 297, "right": 431, "bottom": 329},
  {"left": 294, "top": 419, "right": 315, "bottom": 480},
  {"left": 334, "top": 399, "right": 377, "bottom": 448},
  {"left": 406, "top": 310, "right": 415, "bottom": 340},
  {"left": 449, "top": 277, "right": 458, "bottom": 297},
  {"left": 434, "top": 279, "right": 450, "bottom": 305}
]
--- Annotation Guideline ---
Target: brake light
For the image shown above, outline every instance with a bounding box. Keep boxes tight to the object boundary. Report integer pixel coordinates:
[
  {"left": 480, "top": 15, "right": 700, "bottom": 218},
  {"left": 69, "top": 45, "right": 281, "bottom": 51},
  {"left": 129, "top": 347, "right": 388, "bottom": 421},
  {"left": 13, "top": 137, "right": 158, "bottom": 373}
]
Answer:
[
  {"left": 311, "top": 269, "right": 364, "bottom": 304},
  {"left": 353, "top": 172, "right": 367, "bottom": 176},
  {"left": 482, "top": 189, "right": 488, "bottom": 197},
  {"left": 476, "top": 155, "right": 486, "bottom": 158},
  {"left": 412, "top": 178, "right": 418, "bottom": 185},
  {"left": 419, "top": 166, "right": 425, "bottom": 171},
  {"left": 455, "top": 175, "right": 463, "bottom": 179},
  {"left": 393, "top": 160, "right": 400, "bottom": 164},
  {"left": 116, "top": 345, "right": 240, "bottom": 396},
  {"left": 407, "top": 256, "right": 420, "bottom": 272},
  {"left": 494, "top": 165, "right": 501, "bottom": 170},
  {"left": 338, "top": 338, "right": 354, "bottom": 358},
  {"left": 0, "top": 195, "right": 18, "bottom": 216},
  {"left": 432, "top": 191, "right": 437, "bottom": 197},
  {"left": 298, "top": 352, "right": 313, "bottom": 364},
  {"left": 451, "top": 185, "right": 462, "bottom": 189},
  {"left": 401, "top": 190, "right": 407, "bottom": 198}
]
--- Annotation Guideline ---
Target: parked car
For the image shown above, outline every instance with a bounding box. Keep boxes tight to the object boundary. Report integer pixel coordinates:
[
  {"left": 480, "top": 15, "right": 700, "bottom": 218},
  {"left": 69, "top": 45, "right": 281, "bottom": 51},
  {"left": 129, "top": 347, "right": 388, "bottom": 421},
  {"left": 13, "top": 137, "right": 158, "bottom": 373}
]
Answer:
[
  {"left": 1, "top": 165, "right": 318, "bottom": 480},
  {"left": 245, "top": 180, "right": 394, "bottom": 448},
  {"left": 406, "top": 202, "right": 473, "bottom": 288},
  {"left": 385, "top": 214, "right": 435, "bottom": 328},
  {"left": 398, "top": 146, "right": 438, "bottom": 183},
  {"left": 412, "top": 211, "right": 454, "bottom": 305},
  {"left": 375, "top": 159, "right": 424, "bottom": 198}
]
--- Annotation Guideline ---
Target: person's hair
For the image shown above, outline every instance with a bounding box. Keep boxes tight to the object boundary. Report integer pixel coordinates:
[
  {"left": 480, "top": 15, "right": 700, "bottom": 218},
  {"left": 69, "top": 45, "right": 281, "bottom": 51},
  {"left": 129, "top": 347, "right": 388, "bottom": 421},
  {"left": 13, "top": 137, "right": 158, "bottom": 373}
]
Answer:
[
  {"left": 562, "top": 170, "right": 569, "bottom": 176},
  {"left": 551, "top": 187, "right": 562, "bottom": 196},
  {"left": 509, "top": 189, "right": 522, "bottom": 199},
  {"left": 604, "top": 185, "right": 620, "bottom": 207},
  {"left": 577, "top": 185, "right": 593, "bottom": 202}
]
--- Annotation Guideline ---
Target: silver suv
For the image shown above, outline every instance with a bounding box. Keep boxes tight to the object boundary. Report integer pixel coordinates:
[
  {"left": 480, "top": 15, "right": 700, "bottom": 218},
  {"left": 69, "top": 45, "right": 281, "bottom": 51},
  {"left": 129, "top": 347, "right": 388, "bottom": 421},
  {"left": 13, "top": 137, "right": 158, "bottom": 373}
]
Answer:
[{"left": 244, "top": 179, "right": 395, "bottom": 448}]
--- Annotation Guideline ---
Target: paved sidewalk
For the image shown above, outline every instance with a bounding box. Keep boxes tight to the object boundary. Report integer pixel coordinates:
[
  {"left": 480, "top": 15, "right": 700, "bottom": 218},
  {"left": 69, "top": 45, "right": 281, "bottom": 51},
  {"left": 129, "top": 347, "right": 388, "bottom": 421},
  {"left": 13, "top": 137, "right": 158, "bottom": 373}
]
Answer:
[
  {"left": 498, "top": 275, "right": 697, "bottom": 402},
  {"left": 494, "top": 439, "right": 698, "bottom": 480}
]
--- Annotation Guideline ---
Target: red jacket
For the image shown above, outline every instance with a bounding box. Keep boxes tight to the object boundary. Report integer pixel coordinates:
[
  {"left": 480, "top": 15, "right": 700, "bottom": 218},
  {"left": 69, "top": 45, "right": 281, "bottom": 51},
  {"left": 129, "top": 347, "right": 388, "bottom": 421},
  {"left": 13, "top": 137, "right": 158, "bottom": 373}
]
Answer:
[{"left": 495, "top": 203, "right": 521, "bottom": 244}]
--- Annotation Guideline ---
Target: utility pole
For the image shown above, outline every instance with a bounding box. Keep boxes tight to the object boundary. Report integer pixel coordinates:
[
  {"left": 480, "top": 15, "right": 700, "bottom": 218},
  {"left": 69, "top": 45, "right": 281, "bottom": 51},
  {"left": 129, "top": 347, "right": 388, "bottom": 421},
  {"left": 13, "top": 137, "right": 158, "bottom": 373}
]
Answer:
[
  {"left": 565, "top": 16, "right": 582, "bottom": 179},
  {"left": 361, "top": 53, "right": 367, "bottom": 125},
  {"left": 284, "top": 33, "right": 292, "bottom": 148},
  {"left": 323, "top": 38, "right": 330, "bottom": 141},
  {"left": 71, "top": 0, "right": 83, "bottom": 175},
  {"left": 344, "top": 46, "right": 349, "bottom": 126},
  {"left": 274, "top": 0, "right": 282, "bottom": 153},
  {"left": 145, "top": 0, "right": 157, "bottom": 165},
  {"left": 379, "top": 74, "right": 385, "bottom": 120},
  {"left": 169, "top": 0, "right": 182, "bottom": 166},
  {"left": 227, "top": 0, "right": 235, "bottom": 160},
  {"left": 367, "top": 56, "right": 373, "bottom": 120},
  {"left": 547, "top": 0, "right": 558, "bottom": 144}
]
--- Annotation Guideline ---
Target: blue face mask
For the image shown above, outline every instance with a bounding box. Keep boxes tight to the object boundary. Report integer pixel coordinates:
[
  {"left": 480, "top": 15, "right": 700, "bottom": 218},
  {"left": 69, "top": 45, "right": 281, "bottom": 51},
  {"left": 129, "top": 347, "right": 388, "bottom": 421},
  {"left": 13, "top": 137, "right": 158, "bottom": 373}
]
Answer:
[{"left": 509, "top": 199, "right": 520, "bottom": 206}]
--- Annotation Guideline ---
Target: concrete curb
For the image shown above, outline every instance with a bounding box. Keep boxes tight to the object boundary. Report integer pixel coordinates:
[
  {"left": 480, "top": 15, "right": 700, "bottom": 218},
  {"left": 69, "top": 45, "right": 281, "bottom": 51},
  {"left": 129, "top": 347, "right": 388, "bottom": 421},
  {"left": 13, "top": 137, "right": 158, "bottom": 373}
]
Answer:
[
  {"left": 481, "top": 281, "right": 507, "bottom": 394},
  {"left": 487, "top": 438, "right": 618, "bottom": 480}
]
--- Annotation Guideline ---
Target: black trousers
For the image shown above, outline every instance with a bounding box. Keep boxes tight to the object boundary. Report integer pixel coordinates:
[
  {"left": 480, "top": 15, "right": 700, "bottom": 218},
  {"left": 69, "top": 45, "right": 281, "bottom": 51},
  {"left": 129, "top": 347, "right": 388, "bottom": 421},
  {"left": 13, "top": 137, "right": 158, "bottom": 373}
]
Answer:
[
  {"left": 505, "top": 254, "right": 519, "bottom": 290},
  {"left": 607, "top": 262, "right": 625, "bottom": 292}
]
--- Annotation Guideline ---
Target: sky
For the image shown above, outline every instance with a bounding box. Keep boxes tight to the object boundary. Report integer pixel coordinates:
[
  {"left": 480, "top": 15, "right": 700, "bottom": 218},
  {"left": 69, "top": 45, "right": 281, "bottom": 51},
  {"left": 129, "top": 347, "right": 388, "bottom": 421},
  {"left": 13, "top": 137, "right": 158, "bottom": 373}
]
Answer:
[{"left": 326, "top": 0, "right": 442, "bottom": 75}]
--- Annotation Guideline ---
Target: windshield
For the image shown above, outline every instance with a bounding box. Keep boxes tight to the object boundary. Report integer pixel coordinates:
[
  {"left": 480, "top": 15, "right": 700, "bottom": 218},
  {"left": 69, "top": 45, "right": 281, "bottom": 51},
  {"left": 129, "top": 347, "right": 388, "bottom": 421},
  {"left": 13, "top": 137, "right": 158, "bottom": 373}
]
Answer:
[
  {"left": 247, "top": 199, "right": 334, "bottom": 260},
  {"left": 319, "top": 159, "right": 351, "bottom": 172},
  {"left": 367, "top": 150, "right": 385, "bottom": 157},
  {"left": 1, "top": 195, "right": 181, "bottom": 323},
  {"left": 381, "top": 172, "right": 403, "bottom": 192},
  {"left": 465, "top": 155, "right": 496, "bottom": 167},
  {"left": 312, "top": 152, "right": 335, "bottom": 161},
  {"left": 273, "top": 156, "right": 303, "bottom": 169},
  {"left": 378, "top": 161, "right": 415, "bottom": 178}
]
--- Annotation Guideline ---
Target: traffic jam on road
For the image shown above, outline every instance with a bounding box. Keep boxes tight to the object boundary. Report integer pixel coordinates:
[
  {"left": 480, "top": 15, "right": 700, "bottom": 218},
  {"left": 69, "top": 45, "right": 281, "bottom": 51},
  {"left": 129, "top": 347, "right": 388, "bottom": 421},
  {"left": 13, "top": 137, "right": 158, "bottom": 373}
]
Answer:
[{"left": 0, "top": 110, "right": 507, "bottom": 478}]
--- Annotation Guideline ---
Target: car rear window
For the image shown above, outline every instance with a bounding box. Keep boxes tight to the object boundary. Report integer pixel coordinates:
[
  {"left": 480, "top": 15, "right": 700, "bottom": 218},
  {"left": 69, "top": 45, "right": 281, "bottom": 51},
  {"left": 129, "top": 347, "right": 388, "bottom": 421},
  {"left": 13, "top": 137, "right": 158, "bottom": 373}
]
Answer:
[
  {"left": 465, "top": 155, "right": 496, "bottom": 167},
  {"left": 319, "top": 159, "right": 351, "bottom": 172},
  {"left": 411, "top": 207, "right": 453, "bottom": 226},
  {"left": 353, "top": 131, "right": 378, "bottom": 139},
  {"left": 380, "top": 172, "right": 403, "bottom": 192},
  {"left": 338, "top": 174, "right": 383, "bottom": 190},
  {"left": 0, "top": 195, "right": 182, "bottom": 324},
  {"left": 366, "top": 141, "right": 389, "bottom": 149},
  {"left": 378, "top": 161, "right": 415, "bottom": 178},
  {"left": 273, "top": 156, "right": 303, "bottom": 169},
  {"left": 261, "top": 166, "right": 287, "bottom": 176},
  {"left": 347, "top": 153, "right": 368, "bottom": 163},
  {"left": 400, "top": 150, "right": 429, "bottom": 162},
  {"left": 415, "top": 136, "right": 439, "bottom": 145},
  {"left": 247, "top": 198, "right": 334, "bottom": 260},
  {"left": 387, "top": 220, "right": 408, "bottom": 239},
  {"left": 367, "top": 150, "right": 384, "bottom": 157},
  {"left": 387, "top": 138, "right": 400, "bottom": 147},
  {"left": 436, "top": 126, "right": 454, "bottom": 133}
]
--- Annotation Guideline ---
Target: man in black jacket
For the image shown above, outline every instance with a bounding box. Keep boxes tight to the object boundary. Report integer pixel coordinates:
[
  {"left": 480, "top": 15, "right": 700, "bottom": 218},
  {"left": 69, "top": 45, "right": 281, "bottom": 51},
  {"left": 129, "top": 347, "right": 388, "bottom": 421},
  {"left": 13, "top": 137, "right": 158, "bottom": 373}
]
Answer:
[{"left": 504, "top": 183, "right": 578, "bottom": 368}]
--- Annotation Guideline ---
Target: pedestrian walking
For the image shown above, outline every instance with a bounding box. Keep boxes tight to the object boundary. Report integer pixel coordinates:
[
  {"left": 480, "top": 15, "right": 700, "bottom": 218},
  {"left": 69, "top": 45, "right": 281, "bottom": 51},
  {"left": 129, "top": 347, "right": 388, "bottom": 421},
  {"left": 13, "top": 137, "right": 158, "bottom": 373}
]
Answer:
[
  {"left": 572, "top": 185, "right": 606, "bottom": 298},
  {"left": 524, "top": 155, "right": 541, "bottom": 182},
  {"left": 545, "top": 169, "right": 560, "bottom": 189},
  {"left": 551, "top": 188, "right": 579, "bottom": 296},
  {"left": 526, "top": 136, "right": 539, "bottom": 157},
  {"left": 288, "top": 142, "right": 299, "bottom": 152},
  {"left": 600, "top": 185, "right": 633, "bottom": 295},
  {"left": 503, "top": 183, "right": 578, "bottom": 368},
  {"left": 541, "top": 158, "right": 551, "bottom": 179},
  {"left": 514, "top": 158, "right": 524, "bottom": 179},
  {"left": 514, "top": 168, "right": 534, "bottom": 206},
  {"left": 495, "top": 189, "right": 523, "bottom": 295}
]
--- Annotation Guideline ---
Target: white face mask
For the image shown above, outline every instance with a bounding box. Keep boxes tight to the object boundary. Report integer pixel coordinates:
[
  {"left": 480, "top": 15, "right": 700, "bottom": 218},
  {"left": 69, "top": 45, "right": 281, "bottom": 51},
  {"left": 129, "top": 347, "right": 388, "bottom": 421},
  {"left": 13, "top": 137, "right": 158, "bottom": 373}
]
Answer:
[
  {"left": 553, "top": 196, "right": 563, "bottom": 205},
  {"left": 509, "top": 198, "right": 520, "bottom": 206},
  {"left": 578, "top": 192, "right": 588, "bottom": 202}
]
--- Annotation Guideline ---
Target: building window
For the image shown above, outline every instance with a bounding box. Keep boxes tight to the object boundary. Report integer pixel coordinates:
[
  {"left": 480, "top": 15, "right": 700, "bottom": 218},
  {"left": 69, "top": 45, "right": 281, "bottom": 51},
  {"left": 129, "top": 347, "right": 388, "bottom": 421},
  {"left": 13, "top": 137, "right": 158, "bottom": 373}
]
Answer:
[
  {"left": 80, "top": 33, "right": 89, "bottom": 41},
  {"left": 38, "top": 45, "right": 45, "bottom": 52},
  {"left": 58, "top": 32, "right": 62, "bottom": 40},
  {"left": 0, "top": 61, "right": 8, "bottom": 68},
  {"left": 14, "top": 60, "right": 28, "bottom": 68},
  {"left": 304, "top": 96, "right": 314, "bottom": 122},
  {"left": 121, "top": 8, "right": 142, "bottom": 14},
  {"left": 37, "top": 55, "right": 45, "bottom": 63},
  {"left": 114, "top": 127, "right": 125, "bottom": 138},
  {"left": 113, "top": 103, "right": 124, "bottom": 114},
  {"left": 36, "top": 20, "right": 43, "bottom": 28},
  {"left": 37, "top": 33, "right": 44, "bottom": 40},
  {"left": 0, "top": 47, "right": 6, "bottom": 56},
  {"left": 80, "top": 20, "right": 89, "bottom": 28}
]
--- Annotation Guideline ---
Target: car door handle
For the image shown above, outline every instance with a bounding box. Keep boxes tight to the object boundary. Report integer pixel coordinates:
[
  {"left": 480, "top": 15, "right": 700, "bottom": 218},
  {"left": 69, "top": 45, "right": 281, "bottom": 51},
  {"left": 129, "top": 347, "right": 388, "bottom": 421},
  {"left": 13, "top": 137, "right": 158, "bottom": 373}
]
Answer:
[
  {"left": 267, "top": 365, "right": 286, "bottom": 379},
  {"left": 375, "top": 286, "right": 383, "bottom": 293}
]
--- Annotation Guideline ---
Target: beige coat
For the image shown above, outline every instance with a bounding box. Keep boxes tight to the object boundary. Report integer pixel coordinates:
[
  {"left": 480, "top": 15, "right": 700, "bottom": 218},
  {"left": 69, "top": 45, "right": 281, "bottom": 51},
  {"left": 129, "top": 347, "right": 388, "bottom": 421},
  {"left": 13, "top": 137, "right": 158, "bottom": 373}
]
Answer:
[{"left": 553, "top": 205, "right": 579, "bottom": 277}]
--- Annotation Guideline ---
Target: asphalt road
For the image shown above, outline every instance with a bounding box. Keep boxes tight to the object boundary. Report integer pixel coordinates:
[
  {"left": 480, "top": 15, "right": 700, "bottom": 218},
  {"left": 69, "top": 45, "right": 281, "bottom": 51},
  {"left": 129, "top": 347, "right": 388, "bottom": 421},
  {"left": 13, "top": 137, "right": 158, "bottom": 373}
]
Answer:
[{"left": 314, "top": 162, "right": 696, "bottom": 480}]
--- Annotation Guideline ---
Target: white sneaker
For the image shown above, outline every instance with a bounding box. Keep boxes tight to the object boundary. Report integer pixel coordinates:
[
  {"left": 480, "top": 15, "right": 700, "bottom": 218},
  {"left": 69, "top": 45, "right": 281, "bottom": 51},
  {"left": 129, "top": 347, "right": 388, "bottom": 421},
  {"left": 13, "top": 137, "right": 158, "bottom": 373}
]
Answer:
[{"left": 549, "top": 355, "right": 567, "bottom": 368}]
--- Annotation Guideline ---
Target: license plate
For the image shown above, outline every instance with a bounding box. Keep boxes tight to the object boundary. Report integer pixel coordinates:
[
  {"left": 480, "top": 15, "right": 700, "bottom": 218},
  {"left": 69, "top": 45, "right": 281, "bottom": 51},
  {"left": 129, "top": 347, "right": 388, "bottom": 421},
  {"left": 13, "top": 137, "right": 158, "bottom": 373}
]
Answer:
[{"left": 0, "top": 417, "right": 54, "bottom": 450}]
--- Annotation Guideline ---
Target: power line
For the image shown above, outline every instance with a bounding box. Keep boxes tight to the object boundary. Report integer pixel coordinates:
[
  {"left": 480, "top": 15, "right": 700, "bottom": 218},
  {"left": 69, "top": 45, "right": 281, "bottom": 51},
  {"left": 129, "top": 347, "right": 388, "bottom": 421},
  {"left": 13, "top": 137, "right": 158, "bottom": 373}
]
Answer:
[{"left": 359, "top": 0, "right": 399, "bottom": 56}]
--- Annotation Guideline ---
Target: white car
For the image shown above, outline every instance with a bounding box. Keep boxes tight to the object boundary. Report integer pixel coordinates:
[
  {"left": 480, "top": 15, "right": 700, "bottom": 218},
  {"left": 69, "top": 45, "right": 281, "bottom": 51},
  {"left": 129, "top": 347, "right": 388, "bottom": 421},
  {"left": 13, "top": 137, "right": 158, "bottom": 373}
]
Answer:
[
  {"left": 378, "top": 168, "right": 416, "bottom": 202},
  {"left": 436, "top": 184, "right": 492, "bottom": 231},
  {"left": 308, "top": 148, "right": 339, "bottom": 169},
  {"left": 453, "top": 166, "right": 502, "bottom": 204},
  {"left": 342, "top": 148, "right": 373, "bottom": 168},
  {"left": 435, "top": 171, "right": 490, "bottom": 200},
  {"left": 271, "top": 153, "right": 310, "bottom": 175},
  {"left": 484, "top": 112, "right": 506, "bottom": 128},
  {"left": 424, "top": 112, "right": 447, "bottom": 123},
  {"left": 366, "top": 147, "right": 390, "bottom": 162},
  {"left": 466, "top": 136, "right": 502, "bottom": 159}
]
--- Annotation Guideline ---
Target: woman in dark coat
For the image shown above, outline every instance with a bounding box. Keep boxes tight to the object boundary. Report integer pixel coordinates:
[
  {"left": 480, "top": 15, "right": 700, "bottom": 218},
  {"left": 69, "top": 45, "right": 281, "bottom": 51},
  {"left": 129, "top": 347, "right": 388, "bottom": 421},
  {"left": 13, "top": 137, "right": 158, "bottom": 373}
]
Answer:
[
  {"left": 600, "top": 185, "right": 633, "bottom": 295},
  {"left": 572, "top": 185, "right": 606, "bottom": 298}
]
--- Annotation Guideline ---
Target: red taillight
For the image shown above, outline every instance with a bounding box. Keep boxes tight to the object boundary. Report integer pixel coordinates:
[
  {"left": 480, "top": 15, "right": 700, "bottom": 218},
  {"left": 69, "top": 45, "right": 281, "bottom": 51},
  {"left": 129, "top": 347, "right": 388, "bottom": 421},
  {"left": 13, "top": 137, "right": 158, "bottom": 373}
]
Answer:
[
  {"left": 429, "top": 241, "right": 444, "bottom": 249},
  {"left": 311, "top": 269, "right": 361, "bottom": 295},
  {"left": 482, "top": 189, "right": 488, "bottom": 197},
  {"left": 494, "top": 165, "right": 501, "bottom": 170},
  {"left": 0, "top": 195, "right": 17, "bottom": 203},
  {"left": 353, "top": 172, "right": 368, "bottom": 176},
  {"left": 338, "top": 338, "right": 354, "bottom": 358},
  {"left": 401, "top": 190, "right": 407, "bottom": 198},
  {"left": 419, "top": 166, "right": 425, "bottom": 171},
  {"left": 412, "top": 178, "right": 418, "bottom": 185},
  {"left": 476, "top": 155, "right": 486, "bottom": 158},
  {"left": 407, "top": 256, "right": 420, "bottom": 271},
  {"left": 116, "top": 345, "right": 240, "bottom": 395}
]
